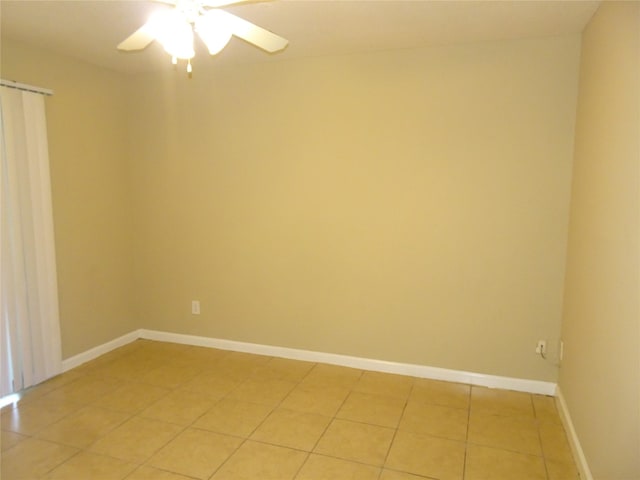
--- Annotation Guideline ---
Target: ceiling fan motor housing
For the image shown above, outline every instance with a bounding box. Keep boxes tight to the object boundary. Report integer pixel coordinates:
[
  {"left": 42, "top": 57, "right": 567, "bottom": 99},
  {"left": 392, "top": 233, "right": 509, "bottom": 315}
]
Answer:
[{"left": 117, "top": 0, "right": 289, "bottom": 71}]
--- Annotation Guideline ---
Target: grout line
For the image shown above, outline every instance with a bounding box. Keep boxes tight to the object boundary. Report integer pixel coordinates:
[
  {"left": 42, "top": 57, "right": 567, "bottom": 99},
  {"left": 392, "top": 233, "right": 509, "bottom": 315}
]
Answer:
[
  {"left": 37, "top": 447, "right": 83, "bottom": 479},
  {"left": 290, "top": 451, "right": 313, "bottom": 480},
  {"left": 304, "top": 372, "right": 356, "bottom": 454},
  {"left": 207, "top": 360, "right": 327, "bottom": 479},
  {"left": 465, "top": 439, "right": 547, "bottom": 460},
  {"left": 206, "top": 435, "right": 248, "bottom": 479},
  {"left": 532, "top": 395, "right": 552, "bottom": 480},
  {"left": 462, "top": 385, "right": 472, "bottom": 479},
  {"left": 7, "top": 340, "right": 563, "bottom": 480},
  {"left": 377, "top": 387, "right": 412, "bottom": 479},
  {"left": 298, "top": 450, "right": 392, "bottom": 473}
]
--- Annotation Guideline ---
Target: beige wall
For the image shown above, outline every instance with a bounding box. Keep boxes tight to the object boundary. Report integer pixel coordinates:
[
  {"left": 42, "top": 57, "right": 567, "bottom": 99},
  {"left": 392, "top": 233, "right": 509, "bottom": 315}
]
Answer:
[
  {"left": 128, "top": 35, "right": 580, "bottom": 382},
  {"left": 1, "top": 41, "right": 137, "bottom": 358},
  {"left": 1, "top": 33, "right": 582, "bottom": 383},
  {"left": 559, "top": 2, "right": 640, "bottom": 479}
]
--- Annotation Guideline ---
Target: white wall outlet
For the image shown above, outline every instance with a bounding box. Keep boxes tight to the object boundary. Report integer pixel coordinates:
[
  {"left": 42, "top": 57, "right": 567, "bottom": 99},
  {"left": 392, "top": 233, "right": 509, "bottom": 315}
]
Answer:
[
  {"left": 559, "top": 340, "right": 564, "bottom": 361},
  {"left": 191, "top": 300, "right": 200, "bottom": 315},
  {"left": 535, "top": 340, "right": 546, "bottom": 355}
]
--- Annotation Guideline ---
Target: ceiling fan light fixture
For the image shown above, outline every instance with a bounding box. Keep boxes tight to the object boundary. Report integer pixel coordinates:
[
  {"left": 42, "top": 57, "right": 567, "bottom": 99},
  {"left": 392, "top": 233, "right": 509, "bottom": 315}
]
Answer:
[
  {"left": 148, "top": 9, "right": 195, "bottom": 59},
  {"left": 195, "top": 10, "right": 232, "bottom": 56},
  {"left": 117, "top": 0, "right": 289, "bottom": 75}
]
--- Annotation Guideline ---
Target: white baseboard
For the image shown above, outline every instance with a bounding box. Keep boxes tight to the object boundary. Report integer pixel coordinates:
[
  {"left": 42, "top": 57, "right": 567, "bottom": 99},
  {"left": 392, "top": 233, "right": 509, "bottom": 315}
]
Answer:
[
  {"left": 555, "top": 387, "right": 593, "bottom": 480},
  {"left": 138, "top": 329, "right": 556, "bottom": 395},
  {"left": 61, "top": 330, "right": 141, "bottom": 372},
  {"left": 60, "top": 328, "right": 556, "bottom": 395}
]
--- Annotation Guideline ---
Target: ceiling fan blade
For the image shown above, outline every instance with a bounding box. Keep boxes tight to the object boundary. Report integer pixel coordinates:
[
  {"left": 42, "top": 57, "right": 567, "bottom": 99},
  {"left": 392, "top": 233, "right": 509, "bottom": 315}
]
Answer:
[
  {"left": 117, "top": 24, "right": 155, "bottom": 51},
  {"left": 153, "top": 0, "right": 248, "bottom": 7},
  {"left": 201, "top": 0, "right": 251, "bottom": 7},
  {"left": 218, "top": 10, "right": 288, "bottom": 53}
]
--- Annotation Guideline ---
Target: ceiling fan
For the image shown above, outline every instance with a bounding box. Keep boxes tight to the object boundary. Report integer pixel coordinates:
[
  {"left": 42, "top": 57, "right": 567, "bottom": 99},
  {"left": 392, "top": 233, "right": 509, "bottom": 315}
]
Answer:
[{"left": 117, "top": 0, "right": 288, "bottom": 72}]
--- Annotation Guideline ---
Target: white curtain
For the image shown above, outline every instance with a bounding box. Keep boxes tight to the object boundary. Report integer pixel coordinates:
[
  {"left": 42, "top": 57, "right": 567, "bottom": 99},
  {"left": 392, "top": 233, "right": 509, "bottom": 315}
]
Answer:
[{"left": 1, "top": 86, "right": 62, "bottom": 397}]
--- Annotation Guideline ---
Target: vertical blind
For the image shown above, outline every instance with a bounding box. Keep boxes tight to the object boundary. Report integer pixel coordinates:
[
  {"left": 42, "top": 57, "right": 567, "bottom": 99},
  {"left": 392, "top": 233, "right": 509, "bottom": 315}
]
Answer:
[{"left": 1, "top": 83, "right": 61, "bottom": 397}]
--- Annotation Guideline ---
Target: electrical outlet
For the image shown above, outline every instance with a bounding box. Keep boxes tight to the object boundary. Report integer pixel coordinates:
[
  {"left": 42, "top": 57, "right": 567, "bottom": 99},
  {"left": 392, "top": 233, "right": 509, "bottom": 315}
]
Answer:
[
  {"left": 559, "top": 340, "right": 564, "bottom": 361},
  {"left": 191, "top": 300, "right": 200, "bottom": 315},
  {"left": 535, "top": 340, "right": 546, "bottom": 355}
]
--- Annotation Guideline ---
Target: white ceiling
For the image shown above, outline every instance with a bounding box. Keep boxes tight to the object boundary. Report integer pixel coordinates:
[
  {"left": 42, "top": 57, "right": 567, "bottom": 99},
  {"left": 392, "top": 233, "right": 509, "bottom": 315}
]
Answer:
[{"left": 0, "top": 0, "right": 600, "bottom": 74}]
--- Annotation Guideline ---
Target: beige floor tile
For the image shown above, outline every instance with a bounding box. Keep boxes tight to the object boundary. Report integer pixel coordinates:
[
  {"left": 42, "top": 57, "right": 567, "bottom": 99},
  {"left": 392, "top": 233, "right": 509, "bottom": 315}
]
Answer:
[
  {"left": 181, "top": 345, "right": 228, "bottom": 362},
  {"left": 314, "top": 419, "right": 395, "bottom": 466},
  {"left": 4, "top": 371, "right": 85, "bottom": 407},
  {"left": 468, "top": 411, "right": 542, "bottom": 455},
  {"left": 36, "top": 369, "right": 88, "bottom": 390},
  {"left": 532, "top": 395, "right": 561, "bottom": 423},
  {"left": 91, "top": 357, "right": 162, "bottom": 382},
  {"left": 18, "top": 370, "right": 87, "bottom": 403},
  {"left": 464, "top": 444, "right": 546, "bottom": 480},
  {"left": 159, "top": 346, "right": 227, "bottom": 368},
  {"left": 545, "top": 457, "right": 580, "bottom": 480},
  {"left": 229, "top": 377, "right": 298, "bottom": 406},
  {"left": 280, "top": 384, "right": 350, "bottom": 417},
  {"left": 139, "top": 390, "right": 216, "bottom": 426},
  {"left": 385, "top": 430, "right": 465, "bottom": 480},
  {"left": 410, "top": 379, "right": 470, "bottom": 410},
  {"left": 399, "top": 401, "right": 468, "bottom": 441},
  {"left": 41, "top": 375, "right": 123, "bottom": 404},
  {"left": 208, "top": 358, "right": 259, "bottom": 382},
  {"left": 89, "top": 416, "right": 183, "bottom": 463},
  {"left": 193, "top": 398, "right": 273, "bottom": 437},
  {"left": 44, "top": 451, "right": 136, "bottom": 479},
  {"left": 35, "top": 406, "right": 130, "bottom": 448},
  {"left": 252, "top": 357, "right": 316, "bottom": 382},
  {"left": 125, "top": 466, "right": 198, "bottom": 480},
  {"left": 5, "top": 386, "right": 47, "bottom": 408},
  {"left": 2, "top": 341, "right": 576, "bottom": 480},
  {"left": 138, "top": 364, "right": 202, "bottom": 389},
  {"left": 539, "top": 420, "right": 575, "bottom": 462},
  {"left": 148, "top": 428, "right": 242, "bottom": 479},
  {"left": 205, "top": 364, "right": 259, "bottom": 381},
  {"left": 336, "top": 392, "right": 406, "bottom": 428},
  {"left": 470, "top": 386, "right": 534, "bottom": 418},
  {"left": 379, "top": 470, "right": 434, "bottom": 480},
  {"left": 250, "top": 407, "right": 332, "bottom": 451},
  {"left": 121, "top": 348, "right": 168, "bottom": 365},
  {"left": 91, "top": 382, "right": 170, "bottom": 414},
  {"left": 71, "top": 354, "right": 126, "bottom": 375},
  {"left": 213, "top": 352, "right": 272, "bottom": 379},
  {"left": 353, "top": 371, "right": 414, "bottom": 400},
  {"left": 301, "top": 364, "right": 363, "bottom": 389},
  {"left": 0, "top": 437, "right": 78, "bottom": 479},
  {"left": 1, "top": 430, "right": 28, "bottom": 451},
  {"left": 134, "top": 341, "right": 194, "bottom": 360},
  {"left": 295, "top": 454, "right": 380, "bottom": 479},
  {"left": 179, "top": 372, "right": 242, "bottom": 399},
  {"left": 211, "top": 440, "right": 308, "bottom": 480},
  {"left": 1, "top": 396, "right": 82, "bottom": 435}
]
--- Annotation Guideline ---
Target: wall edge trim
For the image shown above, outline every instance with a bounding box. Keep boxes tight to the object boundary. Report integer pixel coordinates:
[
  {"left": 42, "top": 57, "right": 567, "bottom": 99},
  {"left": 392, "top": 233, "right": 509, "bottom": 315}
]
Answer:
[
  {"left": 60, "top": 329, "right": 557, "bottom": 395},
  {"left": 61, "top": 329, "right": 142, "bottom": 372},
  {"left": 138, "top": 329, "right": 556, "bottom": 395},
  {"left": 555, "top": 386, "right": 594, "bottom": 480}
]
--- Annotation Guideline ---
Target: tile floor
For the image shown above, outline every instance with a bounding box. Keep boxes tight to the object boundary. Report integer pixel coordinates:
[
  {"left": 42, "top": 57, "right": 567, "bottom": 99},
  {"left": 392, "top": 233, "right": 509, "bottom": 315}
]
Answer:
[{"left": 1, "top": 340, "right": 579, "bottom": 479}]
